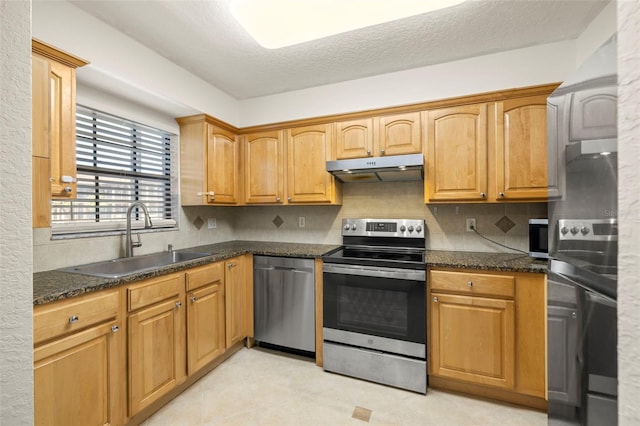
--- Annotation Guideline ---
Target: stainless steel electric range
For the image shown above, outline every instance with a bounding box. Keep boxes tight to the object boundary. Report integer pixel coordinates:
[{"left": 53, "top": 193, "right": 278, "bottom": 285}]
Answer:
[{"left": 322, "top": 218, "right": 427, "bottom": 393}]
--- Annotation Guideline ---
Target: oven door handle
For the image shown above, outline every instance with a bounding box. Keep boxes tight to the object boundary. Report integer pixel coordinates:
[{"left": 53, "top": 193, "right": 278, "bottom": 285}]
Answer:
[{"left": 323, "top": 263, "right": 425, "bottom": 281}]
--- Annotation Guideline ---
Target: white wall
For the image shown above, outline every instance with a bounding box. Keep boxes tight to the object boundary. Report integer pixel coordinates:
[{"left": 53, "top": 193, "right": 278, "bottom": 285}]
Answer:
[
  {"left": 0, "top": 1, "right": 34, "bottom": 423},
  {"left": 576, "top": 0, "right": 617, "bottom": 67},
  {"left": 617, "top": 0, "right": 640, "bottom": 423}
]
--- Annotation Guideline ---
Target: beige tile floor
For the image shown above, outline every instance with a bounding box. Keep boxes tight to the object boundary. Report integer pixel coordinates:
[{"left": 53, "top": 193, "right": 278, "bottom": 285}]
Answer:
[{"left": 142, "top": 347, "right": 547, "bottom": 426}]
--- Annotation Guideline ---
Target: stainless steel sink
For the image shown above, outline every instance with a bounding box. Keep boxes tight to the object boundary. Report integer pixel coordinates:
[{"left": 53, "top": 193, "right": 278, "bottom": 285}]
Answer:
[{"left": 59, "top": 250, "right": 212, "bottom": 278}]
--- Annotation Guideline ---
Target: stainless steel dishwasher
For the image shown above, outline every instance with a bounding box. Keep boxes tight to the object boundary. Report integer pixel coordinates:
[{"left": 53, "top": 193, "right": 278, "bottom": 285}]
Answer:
[{"left": 253, "top": 255, "right": 315, "bottom": 353}]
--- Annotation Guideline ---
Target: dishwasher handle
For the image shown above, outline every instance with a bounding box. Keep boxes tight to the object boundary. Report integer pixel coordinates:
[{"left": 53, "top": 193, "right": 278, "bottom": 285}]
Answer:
[{"left": 254, "top": 264, "right": 313, "bottom": 274}]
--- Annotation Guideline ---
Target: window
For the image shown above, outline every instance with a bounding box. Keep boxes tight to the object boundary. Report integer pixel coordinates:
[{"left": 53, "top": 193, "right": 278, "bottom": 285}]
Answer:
[{"left": 52, "top": 106, "right": 177, "bottom": 236}]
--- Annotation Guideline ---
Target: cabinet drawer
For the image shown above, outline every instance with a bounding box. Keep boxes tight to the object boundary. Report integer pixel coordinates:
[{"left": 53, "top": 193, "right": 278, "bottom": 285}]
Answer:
[
  {"left": 128, "top": 273, "right": 183, "bottom": 312},
  {"left": 34, "top": 289, "right": 119, "bottom": 345},
  {"left": 430, "top": 270, "right": 515, "bottom": 298},
  {"left": 186, "top": 262, "right": 223, "bottom": 292}
]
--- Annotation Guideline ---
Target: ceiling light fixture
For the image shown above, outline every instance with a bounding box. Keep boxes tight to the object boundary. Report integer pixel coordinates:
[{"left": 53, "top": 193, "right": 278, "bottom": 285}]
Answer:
[{"left": 229, "top": 0, "right": 466, "bottom": 49}]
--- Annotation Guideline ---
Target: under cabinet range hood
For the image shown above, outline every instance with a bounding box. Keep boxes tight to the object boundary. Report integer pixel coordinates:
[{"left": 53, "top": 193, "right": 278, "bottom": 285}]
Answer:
[
  {"left": 566, "top": 138, "right": 618, "bottom": 164},
  {"left": 326, "top": 153, "right": 424, "bottom": 183}
]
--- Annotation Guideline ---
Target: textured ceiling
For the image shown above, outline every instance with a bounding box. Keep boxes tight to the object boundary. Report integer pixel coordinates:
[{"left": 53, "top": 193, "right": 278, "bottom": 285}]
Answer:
[{"left": 70, "top": 0, "right": 608, "bottom": 101}]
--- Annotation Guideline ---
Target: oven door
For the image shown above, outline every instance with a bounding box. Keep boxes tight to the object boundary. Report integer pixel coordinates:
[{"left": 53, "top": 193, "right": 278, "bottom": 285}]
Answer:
[{"left": 323, "top": 263, "right": 426, "bottom": 346}]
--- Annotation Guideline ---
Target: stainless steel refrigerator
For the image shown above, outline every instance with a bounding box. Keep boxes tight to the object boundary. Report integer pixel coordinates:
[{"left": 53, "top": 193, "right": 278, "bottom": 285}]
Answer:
[{"left": 546, "top": 35, "right": 618, "bottom": 425}]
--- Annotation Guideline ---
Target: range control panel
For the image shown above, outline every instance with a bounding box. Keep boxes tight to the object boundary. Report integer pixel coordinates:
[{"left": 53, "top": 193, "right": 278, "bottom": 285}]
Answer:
[
  {"left": 557, "top": 219, "right": 618, "bottom": 241},
  {"left": 342, "top": 218, "right": 425, "bottom": 238}
]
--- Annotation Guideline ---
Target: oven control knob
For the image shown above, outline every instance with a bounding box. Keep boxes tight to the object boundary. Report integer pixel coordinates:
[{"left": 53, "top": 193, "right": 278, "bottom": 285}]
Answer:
[
  {"left": 561, "top": 226, "right": 569, "bottom": 235},
  {"left": 416, "top": 226, "right": 422, "bottom": 233},
  {"left": 408, "top": 226, "right": 414, "bottom": 233},
  {"left": 570, "top": 226, "right": 580, "bottom": 235},
  {"left": 351, "top": 224, "right": 357, "bottom": 231},
  {"left": 400, "top": 225, "right": 406, "bottom": 232},
  {"left": 344, "top": 224, "right": 350, "bottom": 231},
  {"left": 580, "top": 226, "right": 590, "bottom": 235}
]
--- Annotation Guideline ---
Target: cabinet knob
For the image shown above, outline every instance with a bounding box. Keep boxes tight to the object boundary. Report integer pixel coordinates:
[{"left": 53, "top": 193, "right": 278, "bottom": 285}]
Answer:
[
  {"left": 287, "top": 197, "right": 292, "bottom": 202},
  {"left": 480, "top": 192, "right": 486, "bottom": 198},
  {"left": 228, "top": 263, "right": 236, "bottom": 269},
  {"left": 111, "top": 325, "right": 119, "bottom": 333},
  {"left": 499, "top": 192, "right": 505, "bottom": 198},
  {"left": 190, "top": 296, "right": 197, "bottom": 303},
  {"left": 175, "top": 301, "right": 182, "bottom": 309},
  {"left": 380, "top": 149, "right": 385, "bottom": 155},
  {"left": 367, "top": 150, "right": 371, "bottom": 156},
  {"left": 63, "top": 186, "right": 73, "bottom": 193},
  {"left": 68, "top": 315, "right": 79, "bottom": 324},
  {"left": 433, "top": 296, "right": 438, "bottom": 303},
  {"left": 276, "top": 197, "right": 281, "bottom": 202},
  {"left": 467, "top": 281, "right": 473, "bottom": 287},
  {"left": 571, "top": 312, "right": 577, "bottom": 319}
]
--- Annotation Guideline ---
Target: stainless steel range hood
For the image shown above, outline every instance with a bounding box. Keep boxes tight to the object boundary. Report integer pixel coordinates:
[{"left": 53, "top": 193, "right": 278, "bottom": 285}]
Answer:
[
  {"left": 326, "top": 154, "right": 424, "bottom": 183},
  {"left": 566, "top": 138, "right": 617, "bottom": 164}
]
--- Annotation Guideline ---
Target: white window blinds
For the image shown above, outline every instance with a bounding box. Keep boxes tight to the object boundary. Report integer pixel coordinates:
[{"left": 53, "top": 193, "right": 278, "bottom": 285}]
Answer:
[{"left": 51, "top": 106, "right": 176, "bottom": 235}]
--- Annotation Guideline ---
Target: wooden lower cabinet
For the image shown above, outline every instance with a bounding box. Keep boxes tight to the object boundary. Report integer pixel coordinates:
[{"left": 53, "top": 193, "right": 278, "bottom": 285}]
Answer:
[
  {"left": 225, "top": 255, "right": 252, "bottom": 348},
  {"left": 186, "top": 263, "right": 226, "bottom": 375},
  {"left": 428, "top": 268, "right": 547, "bottom": 409},
  {"left": 127, "top": 273, "right": 186, "bottom": 416},
  {"left": 33, "top": 288, "right": 124, "bottom": 426}
]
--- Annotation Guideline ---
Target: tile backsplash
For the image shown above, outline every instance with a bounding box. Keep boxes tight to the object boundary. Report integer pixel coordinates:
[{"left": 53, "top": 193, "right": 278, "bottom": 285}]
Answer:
[{"left": 33, "top": 181, "right": 546, "bottom": 272}]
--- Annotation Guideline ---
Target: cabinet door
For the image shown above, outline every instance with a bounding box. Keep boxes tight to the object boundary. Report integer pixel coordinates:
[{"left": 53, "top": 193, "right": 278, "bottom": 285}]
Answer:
[
  {"left": 430, "top": 292, "right": 515, "bottom": 389},
  {"left": 335, "top": 118, "right": 374, "bottom": 159},
  {"left": 286, "top": 124, "right": 337, "bottom": 203},
  {"left": 128, "top": 298, "right": 186, "bottom": 415},
  {"left": 426, "top": 104, "right": 488, "bottom": 202},
  {"left": 546, "top": 94, "right": 566, "bottom": 200},
  {"left": 244, "top": 131, "right": 284, "bottom": 204},
  {"left": 548, "top": 304, "right": 581, "bottom": 406},
  {"left": 45, "top": 59, "right": 78, "bottom": 199},
  {"left": 569, "top": 86, "right": 617, "bottom": 141},
  {"left": 378, "top": 112, "right": 422, "bottom": 156},
  {"left": 34, "top": 322, "right": 122, "bottom": 426},
  {"left": 495, "top": 96, "right": 549, "bottom": 200},
  {"left": 225, "top": 256, "right": 248, "bottom": 347},
  {"left": 206, "top": 124, "right": 238, "bottom": 204},
  {"left": 187, "top": 282, "right": 226, "bottom": 375}
]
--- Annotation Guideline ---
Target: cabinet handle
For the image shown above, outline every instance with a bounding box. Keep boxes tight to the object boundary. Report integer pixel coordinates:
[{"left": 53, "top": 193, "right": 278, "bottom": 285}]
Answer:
[
  {"left": 433, "top": 296, "right": 438, "bottom": 303},
  {"left": 467, "top": 281, "right": 473, "bottom": 287},
  {"left": 63, "top": 186, "right": 73, "bottom": 193},
  {"left": 287, "top": 197, "right": 292, "bottom": 202},
  {"left": 276, "top": 197, "right": 281, "bottom": 202},
  {"left": 190, "top": 296, "right": 197, "bottom": 303},
  {"left": 367, "top": 150, "right": 371, "bottom": 156},
  {"left": 380, "top": 149, "right": 385, "bottom": 155},
  {"left": 499, "top": 192, "right": 505, "bottom": 198},
  {"left": 111, "top": 325, "right": 119, "bottom": 333},
  {"left": 571, "top": 312, "right": 577, "bottom": 319},
  {"left": 228, "top": 263, "right": 236, "bottom": 269},
  {"left": 175, "top": 301, "right": 182, "bottom": 309},
  {"left": 68, "top": 315, "right": 79, "bottom": 324},
  {"left": 480, "top": 192, "right": 486, "bottom": 198}
]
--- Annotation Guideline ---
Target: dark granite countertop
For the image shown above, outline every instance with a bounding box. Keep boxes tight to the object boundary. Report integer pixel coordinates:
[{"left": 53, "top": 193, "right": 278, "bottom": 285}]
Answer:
[
  {"left": 33, "top": 240, "right": 340, "bottom": 306},
  {"left": 34, "top": 242, "right": 547, "bottom": 306},
  {"left": 426, "top": 250, "right": 548, "bottom": 274}
]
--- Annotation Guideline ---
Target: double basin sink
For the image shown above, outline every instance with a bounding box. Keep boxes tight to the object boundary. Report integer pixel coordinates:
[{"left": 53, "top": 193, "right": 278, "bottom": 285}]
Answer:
[{"left": 59, "top": 250, "right": 212, "bottom": 279}]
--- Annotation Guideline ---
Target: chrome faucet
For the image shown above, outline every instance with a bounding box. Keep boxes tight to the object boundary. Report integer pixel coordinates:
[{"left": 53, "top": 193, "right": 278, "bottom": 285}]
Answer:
[{"left": 125, "top": 201, "right": 153, "bottom": 257}]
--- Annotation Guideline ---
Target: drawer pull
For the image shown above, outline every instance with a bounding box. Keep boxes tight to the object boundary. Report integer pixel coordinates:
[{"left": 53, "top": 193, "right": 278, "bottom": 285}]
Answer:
[
  {"left": 467, "top": 281, "right": 473, "bottom": 287},
  {"left": 433, "top": 296, "right": 438, "bottom": 303},
  {"left": 190, "top": 296, "right": 197, "bottom": 303},
  {"left": 175, "top": 301, "right": 182, "bottom": 309},
  {"left": 68, "top": 315, "right": 79, "bottom": 324},
  {"left": 111, "top": 325, "right": 119, "bottom": 333}
]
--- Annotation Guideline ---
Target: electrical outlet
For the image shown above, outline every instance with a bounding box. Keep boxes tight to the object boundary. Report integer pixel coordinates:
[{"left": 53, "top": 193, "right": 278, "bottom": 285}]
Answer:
[
  {"left": 466, "top": 218, "right": 476, "bottom": 232},
  {"left": 298, "top": 217, "right": 305, "bottom": 228},
  {"left": 207, "top": 218, "right": 217, "bottom": 229}
]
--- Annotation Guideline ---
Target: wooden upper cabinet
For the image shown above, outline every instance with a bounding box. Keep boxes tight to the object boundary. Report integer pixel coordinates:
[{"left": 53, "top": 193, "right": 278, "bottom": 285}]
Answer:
[
  {"left": 378, "top": 112, "right": 422, "bottom": 156},
  {"left": 206, "top": 125, "right": 238, "bottom": 204},
  {"left": 177, "top": 115, "right": 239, "bottom": 206},
  {"left": 425, "top": 104, "right": 488, "bottom": 202},
  {"left": 32, "top": 55, "right": 52, "bottom": 228},
  {"left": 32, "top": 39, "right": 88, "bottom": 200},
  {"left": 243, "top": 130, "right": 285, "bottom": 204},
  {"left": 335, "top": 112, "right": 421, "bottom": 159},
  {"left": 335, "top": 118, "right": 374, "bottom": 159},
  {"left": 494, "top": 95, "right": 549, "bottom": 201},
  {"left": 286, "top": 123, "right": 341, "bottom": 204}
]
